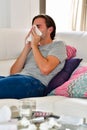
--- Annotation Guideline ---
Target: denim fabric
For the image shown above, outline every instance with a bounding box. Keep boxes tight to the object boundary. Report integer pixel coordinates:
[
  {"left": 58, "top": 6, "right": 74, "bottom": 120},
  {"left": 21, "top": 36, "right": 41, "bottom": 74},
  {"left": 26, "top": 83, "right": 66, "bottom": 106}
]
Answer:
[{"left": 0, "top": 74, "right": 46, "bottom": 99}]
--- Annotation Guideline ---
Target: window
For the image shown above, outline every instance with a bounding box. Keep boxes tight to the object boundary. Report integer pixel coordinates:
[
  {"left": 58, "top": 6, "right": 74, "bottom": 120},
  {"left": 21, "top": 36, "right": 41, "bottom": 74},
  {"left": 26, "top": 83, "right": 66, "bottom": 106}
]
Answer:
[
  {"left": 46, "top": 0, "right": 73, "bottom": 32},
  {"left": 46, "top": 0, "right": 87, "bottom": 31}
]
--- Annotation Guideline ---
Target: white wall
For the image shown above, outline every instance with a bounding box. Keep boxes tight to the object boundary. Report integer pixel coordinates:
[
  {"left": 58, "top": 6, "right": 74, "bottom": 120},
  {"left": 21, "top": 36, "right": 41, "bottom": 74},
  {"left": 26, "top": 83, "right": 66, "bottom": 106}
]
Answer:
[
  {"left": 46, "top": 0, "right": 73, "bottom": 32},
  {"left": 10, "top": 0, "right": 31, "bottom": 29},
  {"left": 0, "top": 0, "right": 10, "bottom": 28},
  {"left": 11, "top": 0, "right": 40, "bottom": 29},
  {"left": 0, "top": 0, "right": 40, "bottom": 29},
  {"left": 30, "top": 0, "right": 40, "bottom": 23}
]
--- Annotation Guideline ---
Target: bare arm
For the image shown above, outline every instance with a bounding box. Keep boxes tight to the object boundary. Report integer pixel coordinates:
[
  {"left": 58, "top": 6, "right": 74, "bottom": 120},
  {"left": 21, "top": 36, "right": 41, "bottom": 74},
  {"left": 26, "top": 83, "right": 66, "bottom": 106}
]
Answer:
[
  {"left": 31, "top": 44, "right": 60, "bottom": 75},
  {"left": 31, "top": 28, "right": 60, "bottom": 75},
  {"left": 10, "top": 43, "right": 31, "bottom": 75}
]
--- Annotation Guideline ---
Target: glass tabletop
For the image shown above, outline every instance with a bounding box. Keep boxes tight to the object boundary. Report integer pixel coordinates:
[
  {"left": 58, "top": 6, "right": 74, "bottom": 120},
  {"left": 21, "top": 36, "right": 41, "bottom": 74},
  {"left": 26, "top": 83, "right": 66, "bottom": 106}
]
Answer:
[
  {"left": 56, "top": 124, "right": 87, "bottom": 130},
  {"left": 56, "top": 115, "right": 87, "bottom": 130},
  {"left": 11, "top": 106, "right": 87, "bottom": 130},
  {"left": 17, "top": 116, "right": 87, "bottom": 130}
]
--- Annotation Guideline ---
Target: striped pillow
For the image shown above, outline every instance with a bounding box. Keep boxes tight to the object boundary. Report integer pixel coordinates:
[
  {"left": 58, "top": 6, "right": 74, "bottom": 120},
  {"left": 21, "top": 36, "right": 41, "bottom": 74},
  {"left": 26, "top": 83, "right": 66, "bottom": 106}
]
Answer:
[{"left": 50, "top": 66, "right": 87, "bottom": 98}]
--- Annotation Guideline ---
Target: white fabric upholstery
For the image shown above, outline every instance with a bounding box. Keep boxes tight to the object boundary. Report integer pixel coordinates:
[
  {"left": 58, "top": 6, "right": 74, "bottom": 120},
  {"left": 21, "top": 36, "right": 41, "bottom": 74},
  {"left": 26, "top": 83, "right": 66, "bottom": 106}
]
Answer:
[
  {"left": 56, "top": 31, "right": 87, "bottom": 62},
  {"left": 0, "top": 29, "right": 27, "bottom": 60},
  {"left": 0, "top": 29, "right": 27, "bottom": 76},
  {"left": 0, "top": 60, "right": 15, "bottom": 76},
  {"left": 0, "top": 29, "right": 87, "bottom": 120}
]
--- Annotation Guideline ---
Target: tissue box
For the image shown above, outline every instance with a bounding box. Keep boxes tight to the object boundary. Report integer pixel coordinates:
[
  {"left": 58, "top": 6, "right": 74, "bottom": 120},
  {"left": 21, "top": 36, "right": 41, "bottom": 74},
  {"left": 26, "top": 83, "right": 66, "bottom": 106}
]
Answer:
[{"left": 0, "top": 119, "right": 17, "bottom": 130}]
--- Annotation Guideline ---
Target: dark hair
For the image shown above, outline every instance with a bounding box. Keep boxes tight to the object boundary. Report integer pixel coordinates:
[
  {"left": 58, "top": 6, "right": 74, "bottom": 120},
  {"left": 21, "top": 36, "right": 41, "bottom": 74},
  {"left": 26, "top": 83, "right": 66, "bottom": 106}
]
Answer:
[{"left": 32, "top": 14, "right": 56, "bottom": 40}]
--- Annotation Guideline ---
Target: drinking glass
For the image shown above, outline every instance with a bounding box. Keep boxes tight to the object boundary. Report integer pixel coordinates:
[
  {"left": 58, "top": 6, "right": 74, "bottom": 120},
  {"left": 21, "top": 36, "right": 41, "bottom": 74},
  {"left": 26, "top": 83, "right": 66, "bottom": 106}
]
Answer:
[
  {"left": 28, "top": 99, "right": 36, "bottom": 113},
  {"left": 19, "top": 100, "right": 32, "bottom": 119}
]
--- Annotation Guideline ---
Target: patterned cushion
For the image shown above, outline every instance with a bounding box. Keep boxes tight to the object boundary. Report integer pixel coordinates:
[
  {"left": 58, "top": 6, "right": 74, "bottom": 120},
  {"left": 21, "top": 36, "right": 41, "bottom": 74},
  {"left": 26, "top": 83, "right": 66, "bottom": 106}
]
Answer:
[
  {"left": 68, "top": 72, "right": 87, "bottom": 98},
  {"left": 44, "top": 58, "right": 82, "bottom": 95},
  {"left": 50, "top": 66, "right": 87, "bottom": 98}
]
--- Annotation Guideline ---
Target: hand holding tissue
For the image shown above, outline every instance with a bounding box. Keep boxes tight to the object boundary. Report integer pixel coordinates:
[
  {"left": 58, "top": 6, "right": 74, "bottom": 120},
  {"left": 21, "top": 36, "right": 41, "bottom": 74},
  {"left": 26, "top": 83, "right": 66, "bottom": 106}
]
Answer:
[{"left": 26, "top": 25, "right": 42, "bottom": 43}]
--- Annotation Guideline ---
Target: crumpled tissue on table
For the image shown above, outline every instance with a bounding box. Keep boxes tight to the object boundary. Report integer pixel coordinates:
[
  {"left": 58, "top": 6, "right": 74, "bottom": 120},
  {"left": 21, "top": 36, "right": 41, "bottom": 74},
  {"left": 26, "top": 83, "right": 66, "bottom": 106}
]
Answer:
[
  {"left": 0, "top": 105, "right": 17, "bottom": 130},
  {"left": 0, "top": 105, "right": 11, "bottom": 122}
]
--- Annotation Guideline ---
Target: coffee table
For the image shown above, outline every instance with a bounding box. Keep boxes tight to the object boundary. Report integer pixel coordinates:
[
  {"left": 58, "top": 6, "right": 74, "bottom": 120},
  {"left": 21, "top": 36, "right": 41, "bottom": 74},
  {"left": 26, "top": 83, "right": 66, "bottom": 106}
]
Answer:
[
  {"left": 11, "top": 106, "right": 87, "bottom": 130},
  {"left": 17, "top": 116, "right": 87, "bottom": 130}
]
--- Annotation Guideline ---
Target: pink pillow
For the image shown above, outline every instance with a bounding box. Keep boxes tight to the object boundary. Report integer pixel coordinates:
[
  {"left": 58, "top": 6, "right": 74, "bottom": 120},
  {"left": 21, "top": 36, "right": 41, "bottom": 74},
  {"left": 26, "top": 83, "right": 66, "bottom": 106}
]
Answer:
[
  {"left": 53, "top": 66, "right": 87, "bottom": 97},
  {"left": 66, "top": 45, "right": 77, "bottom": 59}
]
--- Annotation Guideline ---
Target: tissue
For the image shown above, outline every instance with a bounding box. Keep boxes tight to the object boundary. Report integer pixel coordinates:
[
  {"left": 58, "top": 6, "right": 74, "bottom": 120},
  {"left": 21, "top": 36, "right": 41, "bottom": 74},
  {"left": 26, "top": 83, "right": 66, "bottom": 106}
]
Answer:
[
  {"left": 19, "top": 117, "right": 31, "bottom": 127},
  {"left": 39, "top": 121, "right": 49, "bottom": 130},
  {"left": 0, "top": 106, "right": 17, "bottom": 130},
  {"left": 0, "top": 105, "right": 11, "bottom": 122},
  {"left": 19, "top": 117, "right": 37, "bottom": 130},
  {"left": 39, "top": 118, "right": 61, "bottom": 130},
  {"left": 0, "top": 119, "right": 17, "bottom": 130},
  {"left": 26, "top": 25, "right": 42, "bottom": 43},
  {"left": 20, "top": 123, "right": 37, "bottom": 130},
  {"left": 28, "top": 124, "right": 37, "bottom": 130},
  {"left": 48, "top": 118, "right": 61, "bottom": 128}
]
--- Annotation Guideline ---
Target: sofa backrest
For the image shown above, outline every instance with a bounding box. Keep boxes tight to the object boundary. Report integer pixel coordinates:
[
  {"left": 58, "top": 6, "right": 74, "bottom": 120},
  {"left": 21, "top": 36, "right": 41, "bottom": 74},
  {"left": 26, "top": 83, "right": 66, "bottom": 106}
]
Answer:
[
  {"left": 0, "top": 30, "right": 87, "bottom": 76},
  {"left": 0, "top": 28, "right": 27, "bottom": 60},
  {"left": 56, "top": 31, "right": 87, "bottom": 62},
  {"left": 1, "top": 29, "right": 86, "bottom": 61},
  {"left": 0, "top": 29, "right": 27, "bottom": 76}
]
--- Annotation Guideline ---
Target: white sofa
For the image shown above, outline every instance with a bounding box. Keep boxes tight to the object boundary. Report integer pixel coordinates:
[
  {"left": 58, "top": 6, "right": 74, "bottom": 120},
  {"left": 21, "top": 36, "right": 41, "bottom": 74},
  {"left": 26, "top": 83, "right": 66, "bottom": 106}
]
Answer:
[{"left": 0, "top": 29, "right": 87, "bottom": 122}]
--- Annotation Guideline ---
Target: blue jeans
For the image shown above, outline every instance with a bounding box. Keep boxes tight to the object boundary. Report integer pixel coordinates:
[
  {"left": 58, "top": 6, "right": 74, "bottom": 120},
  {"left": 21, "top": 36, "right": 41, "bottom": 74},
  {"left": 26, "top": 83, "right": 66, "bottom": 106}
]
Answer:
[{"left": 0, "top": 74, "right": 46, "bottom": 99}]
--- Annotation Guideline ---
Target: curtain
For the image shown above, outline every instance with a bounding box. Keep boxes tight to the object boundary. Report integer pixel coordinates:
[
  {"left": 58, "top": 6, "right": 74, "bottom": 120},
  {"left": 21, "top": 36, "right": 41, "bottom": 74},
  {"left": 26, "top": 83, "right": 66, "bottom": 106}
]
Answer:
[
  {"left": 80, "top": 0, "right": 87, "bottom": 30},
  {"left": 72, "top": 0, "right": 87, "bottom": 31}
]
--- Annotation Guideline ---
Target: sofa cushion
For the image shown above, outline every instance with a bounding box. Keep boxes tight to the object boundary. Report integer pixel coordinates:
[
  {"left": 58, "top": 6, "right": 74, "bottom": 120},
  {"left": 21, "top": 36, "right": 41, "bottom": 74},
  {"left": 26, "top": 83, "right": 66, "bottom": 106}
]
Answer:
[
  {"left": 50, "top": 65, "right": 87, "bottom": 98},
  {"left": 0, "top": 29, "right": 26, "bottom": 60},
  {"left": 0, "top": 59, "right": 15, "bottom": 76},
  {"left": 66, "top": 45, "right": 77, "bottom": 59},
  {"left": 44, "top": 58, "right": 82, "bottom": 95},
  {"left": 56, "top": 32, "right": 87, "bottom": 62},
  {"left": 68, "top": 72, "right": 87, "bottom": 98}
]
